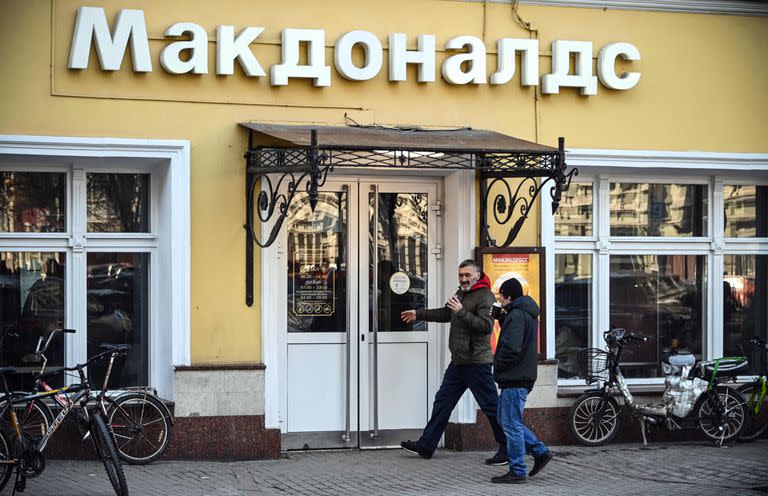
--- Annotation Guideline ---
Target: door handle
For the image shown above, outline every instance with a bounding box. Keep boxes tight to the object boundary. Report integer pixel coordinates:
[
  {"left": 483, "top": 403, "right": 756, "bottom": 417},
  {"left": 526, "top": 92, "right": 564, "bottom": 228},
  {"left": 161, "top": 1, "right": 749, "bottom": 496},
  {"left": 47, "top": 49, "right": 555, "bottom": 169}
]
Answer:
[{"left": 371, "top": 184, "right": 379, "bottom": 440}]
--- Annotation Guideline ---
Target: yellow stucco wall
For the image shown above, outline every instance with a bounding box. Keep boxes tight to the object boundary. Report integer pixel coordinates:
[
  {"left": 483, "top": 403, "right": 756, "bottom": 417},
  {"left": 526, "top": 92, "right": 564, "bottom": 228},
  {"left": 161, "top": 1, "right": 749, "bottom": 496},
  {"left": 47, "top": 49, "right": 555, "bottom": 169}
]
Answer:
[{"left": 1, "top": 0, "right": 766, "bottom": 364}]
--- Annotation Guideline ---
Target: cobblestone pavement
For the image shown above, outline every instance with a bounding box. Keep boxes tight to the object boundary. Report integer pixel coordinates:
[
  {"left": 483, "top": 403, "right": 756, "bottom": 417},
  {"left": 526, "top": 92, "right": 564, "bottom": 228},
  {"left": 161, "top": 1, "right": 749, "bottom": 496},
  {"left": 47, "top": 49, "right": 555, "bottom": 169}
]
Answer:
[{"left": 12, "top": 440, "right": 768, "bottom": 496}]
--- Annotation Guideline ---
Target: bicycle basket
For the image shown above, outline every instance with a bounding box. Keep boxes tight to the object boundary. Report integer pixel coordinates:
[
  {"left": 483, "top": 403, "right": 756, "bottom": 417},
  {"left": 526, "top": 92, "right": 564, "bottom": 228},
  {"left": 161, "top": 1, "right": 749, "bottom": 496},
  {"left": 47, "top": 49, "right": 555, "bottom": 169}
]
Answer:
[{"left": 577, "top": 348, "right": 612, "bottom": 384}]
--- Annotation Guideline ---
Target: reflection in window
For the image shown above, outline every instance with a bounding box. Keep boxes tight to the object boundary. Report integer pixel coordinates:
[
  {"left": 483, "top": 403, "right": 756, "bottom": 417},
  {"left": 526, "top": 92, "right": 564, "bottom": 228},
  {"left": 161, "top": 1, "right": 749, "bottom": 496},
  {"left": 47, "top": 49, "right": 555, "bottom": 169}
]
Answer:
[
  {"left": 609, "top": 255, "right": 704, "bottom": 378},
  {"left": 0, "top": 252, "right": 66, "bottom": 389},
  {"left": 554, "top": 183, "right": 593, "bottom": 237},
  {"left": 724, "top": 256, "right": 767, "bottom": 366},
  {"left": 286, "top": 192, "right": 347, "bottom": 333},
  {"left": 87, "top": 253, "right": 149, "bottom": 388},
  {"left": 724, "top": 185, "right": 768, "bottom": 238},
  {"left": 87, "top": 173, "right": 150, "bottom": 232},
  {"left": 554, "top": 254, "right": 591, "bottom": 379},
  {"left": 370, "top": 193, "right": 429, "bottom": 333},
  {"left": 610, "top": 183, "right": 707, "bottom": 237},
  {"left": 0, "top": 172, "right": 66, "bottom": 232}
]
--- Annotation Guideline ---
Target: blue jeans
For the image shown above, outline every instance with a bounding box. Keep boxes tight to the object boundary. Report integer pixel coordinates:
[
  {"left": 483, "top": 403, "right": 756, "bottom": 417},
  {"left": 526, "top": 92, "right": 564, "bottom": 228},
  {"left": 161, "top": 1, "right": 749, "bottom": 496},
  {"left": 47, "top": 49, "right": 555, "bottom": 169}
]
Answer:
[
  {"left": 498, "top": 387, "right": 549, "bottom": 476},
  {"left": 417, "top": 362, "right": 506, "bottom": 452}
]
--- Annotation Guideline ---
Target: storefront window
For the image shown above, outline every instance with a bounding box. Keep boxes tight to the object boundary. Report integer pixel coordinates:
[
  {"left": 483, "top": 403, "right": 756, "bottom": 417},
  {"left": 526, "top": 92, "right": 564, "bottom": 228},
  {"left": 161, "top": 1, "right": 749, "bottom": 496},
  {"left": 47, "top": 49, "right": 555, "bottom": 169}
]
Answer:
[
  {"left": 370, "top": 192, "right": 429, "bottom": 333},
  {"left": 723, "top": 255, "right": 767, "bottom": 361},
  {"left": 609, "top": 254, "right": 705, "bottom": 378},
  {"left": 610, "top": 183, "right": 707, "bottom": 237},
  {"left": 0, "top": 172, "right": 66, "bottom": 232},
  {"left": 86, "top": 252, "right": 149, "bottom": 388},
  {"left": 286, "top": 192, "right": 347, "bottom": 333},
  {"left": 87, "top": 173, "right": 150, "bottom": 232},
  {"left": 0, "top": 252, "right": 66, "bottom": 389},
  {"left": 723, "top": 185, "right": 768, "bottom": 238},
  {"left": 554, "top": 183, "right": 593, "bottom": 236},
  {"left": 554, "top": 254, "right": 591, "bottom": 378}
]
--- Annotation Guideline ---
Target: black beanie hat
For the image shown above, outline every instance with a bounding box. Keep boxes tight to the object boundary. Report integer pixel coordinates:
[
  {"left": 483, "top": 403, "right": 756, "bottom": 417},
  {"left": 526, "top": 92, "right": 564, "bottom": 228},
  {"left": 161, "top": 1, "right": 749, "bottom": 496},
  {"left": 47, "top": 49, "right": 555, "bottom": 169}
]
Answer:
[{"left": 499, "top": 278, "right": 523, "bottom": 299}]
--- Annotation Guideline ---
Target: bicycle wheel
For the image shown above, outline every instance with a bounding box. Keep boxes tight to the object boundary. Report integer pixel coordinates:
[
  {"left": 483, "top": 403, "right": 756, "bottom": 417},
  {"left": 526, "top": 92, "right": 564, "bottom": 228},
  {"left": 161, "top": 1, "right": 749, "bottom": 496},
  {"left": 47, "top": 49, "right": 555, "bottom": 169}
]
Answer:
[
  {"left": 697, "top": 386, "right": 747, "bottom": 446},
  {"left": 0, "top": 398, "right": 52, "bottom": 443},
  {"left": 107, "top": 393, "right": 172, "bottom": 465},
  {"left": 738, "top": 382, "right": 768, "bottom": 442},
  {"left": 0, "top": 431, "right": 11, "bottom": 493},
  {"left": 90, "top": 411, "right": 129, "bottom": 496},
  {"left": 568, "top": 392, "right": 622, "bottom": 446}
]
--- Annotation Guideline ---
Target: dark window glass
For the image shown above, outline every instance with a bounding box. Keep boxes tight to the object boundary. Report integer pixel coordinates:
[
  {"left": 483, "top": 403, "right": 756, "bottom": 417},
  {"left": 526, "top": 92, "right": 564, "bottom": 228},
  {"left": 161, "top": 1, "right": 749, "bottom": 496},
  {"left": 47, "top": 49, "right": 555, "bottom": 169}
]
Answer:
[
  {"left": 554, "top": 184, "right": 593, "bottom": 236},
  {"left": 0, "top": 172, "right": 66, "bottom": 232},
  {"left": 87, "top": 173, "right": 150, "bottom": 232},
  {"left": 555, "top": 254, "right": 592, "bottom": 379},
  {"left": 0, "top": 252, "right": 66, "bottom": 389},
  {"left": 724, "top": 256, "right": 767, "bottom": 371},
  {"left": 87, "top": 253, "right": 149, "bottom": 388},
  {"left": 370, "top": 193, "right": 428, "bottom": 333},
  {"left": 610, "top": 183, "right": 707, "bottom": 237},
  {"left": 609, "top": 254, "right": 705, "bottom": 378},
  {"left": 723, "top": 185, "right": 768, "bottom": 238},
  {"left": 286, "top": 192, "right": 347, "bottom": 333}
]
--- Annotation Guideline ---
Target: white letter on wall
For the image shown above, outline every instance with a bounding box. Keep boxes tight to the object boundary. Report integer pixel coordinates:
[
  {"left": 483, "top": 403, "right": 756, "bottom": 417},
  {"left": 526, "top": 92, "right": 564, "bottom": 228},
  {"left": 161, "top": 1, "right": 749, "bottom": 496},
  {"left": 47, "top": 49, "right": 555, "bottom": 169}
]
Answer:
[
  {"left": 68, "top": 6, "right": 152, "bottom": 71},
  {"left": 160, "top": 22, "right": 209, "bottom": 74},
  {"left": 271, "top": 29, "right": 331, "bottom": 87},
  {"left": 216, "top": 26, "right": 266, "bottom": 76},
  {"left": 597, "top": 42, "right": 641, "bottom": 90},
  {"left": 388, "top": 33, "right": 436, "bottom": 83},
  {"left": 334, "top": 31, "right": 383, "bottom": 81},
  {"left": 490, "top": 38, "right": 539, "bottom": 86},
  {"left": 442, "top": 36, "right": 486, "bottom": 85},
  {"left": 541, "top": 40, "right": 597, "bottom": 96}
]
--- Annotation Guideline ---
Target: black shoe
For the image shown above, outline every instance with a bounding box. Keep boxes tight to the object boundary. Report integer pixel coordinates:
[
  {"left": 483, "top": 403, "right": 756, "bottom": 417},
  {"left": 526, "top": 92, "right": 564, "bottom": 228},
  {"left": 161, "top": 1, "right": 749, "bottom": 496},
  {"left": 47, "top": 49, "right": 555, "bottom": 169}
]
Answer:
[
  {"left": 491, "top": 470, "right": 527, "bottom": 484},
  {"left": 528, "top": 451, "right": 553, "bottom": 477},
  {"left": 400, "top": 440, "right": 432, "bottom": 459},
  {"left": 484, "top": 448, "right": 508, "bottom": 465}
]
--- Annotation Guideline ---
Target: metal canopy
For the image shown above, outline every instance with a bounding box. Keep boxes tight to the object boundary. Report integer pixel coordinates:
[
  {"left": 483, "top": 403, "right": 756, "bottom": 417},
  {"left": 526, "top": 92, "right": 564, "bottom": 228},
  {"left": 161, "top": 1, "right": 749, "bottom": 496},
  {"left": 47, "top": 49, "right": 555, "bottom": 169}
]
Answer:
[{"left": 240, "top": 123, "right": 576, "bottom": 306}]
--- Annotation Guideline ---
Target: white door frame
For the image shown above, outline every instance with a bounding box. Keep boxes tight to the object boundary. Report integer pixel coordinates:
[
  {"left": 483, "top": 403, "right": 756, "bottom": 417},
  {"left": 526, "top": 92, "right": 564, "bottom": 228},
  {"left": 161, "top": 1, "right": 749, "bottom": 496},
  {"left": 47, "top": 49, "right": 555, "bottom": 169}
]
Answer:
[{"left": 262, "top": 169, "right": 477, "bottom": 432}]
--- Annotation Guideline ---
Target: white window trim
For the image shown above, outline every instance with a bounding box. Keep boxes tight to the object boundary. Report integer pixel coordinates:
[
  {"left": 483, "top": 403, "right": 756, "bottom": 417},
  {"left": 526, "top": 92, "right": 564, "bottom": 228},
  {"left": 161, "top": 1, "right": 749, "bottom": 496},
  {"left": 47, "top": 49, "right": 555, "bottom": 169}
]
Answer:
[
  {"left": 543, "top": 148, "right": 768, "bottom": 385},
  {"left": 0, "top": 135, "right": 190, "bottom": 399}
]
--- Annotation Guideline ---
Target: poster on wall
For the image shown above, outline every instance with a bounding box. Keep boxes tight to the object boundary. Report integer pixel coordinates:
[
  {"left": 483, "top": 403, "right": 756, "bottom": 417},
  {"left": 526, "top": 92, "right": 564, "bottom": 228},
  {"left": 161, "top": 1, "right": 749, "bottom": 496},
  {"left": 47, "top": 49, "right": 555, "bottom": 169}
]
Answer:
[
  {"left": 293, "top": 248, "right": 335, "bottom": 317},
  {"left": 476, "top": 247, "right": 546, "bottom": 358}
]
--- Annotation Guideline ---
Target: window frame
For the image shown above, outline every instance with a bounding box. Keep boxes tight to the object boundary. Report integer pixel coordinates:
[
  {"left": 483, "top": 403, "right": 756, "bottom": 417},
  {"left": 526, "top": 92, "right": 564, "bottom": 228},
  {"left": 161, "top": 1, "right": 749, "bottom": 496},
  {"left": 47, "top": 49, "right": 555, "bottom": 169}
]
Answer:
[
  {"left": 544, "top": 150, "right": 768, "bottom": 387},
  {"left": 0, "top": 135, "right": 190, "bottom": 398}
]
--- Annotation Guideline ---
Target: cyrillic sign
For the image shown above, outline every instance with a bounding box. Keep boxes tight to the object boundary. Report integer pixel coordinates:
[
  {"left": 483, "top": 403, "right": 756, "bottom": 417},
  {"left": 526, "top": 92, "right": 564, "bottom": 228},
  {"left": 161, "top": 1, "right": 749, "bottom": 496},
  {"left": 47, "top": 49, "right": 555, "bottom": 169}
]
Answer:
[{"left": 68, "top": 7, "right": 641, "bottom": 94}]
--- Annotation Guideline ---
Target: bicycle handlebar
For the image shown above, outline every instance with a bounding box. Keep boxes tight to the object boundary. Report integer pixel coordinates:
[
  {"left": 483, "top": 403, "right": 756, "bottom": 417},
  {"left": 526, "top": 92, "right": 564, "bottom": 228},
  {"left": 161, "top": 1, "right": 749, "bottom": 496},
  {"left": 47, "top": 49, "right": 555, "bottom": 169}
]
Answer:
[{"left": 35, "top": 328, "right": 76, "bottom": 356}]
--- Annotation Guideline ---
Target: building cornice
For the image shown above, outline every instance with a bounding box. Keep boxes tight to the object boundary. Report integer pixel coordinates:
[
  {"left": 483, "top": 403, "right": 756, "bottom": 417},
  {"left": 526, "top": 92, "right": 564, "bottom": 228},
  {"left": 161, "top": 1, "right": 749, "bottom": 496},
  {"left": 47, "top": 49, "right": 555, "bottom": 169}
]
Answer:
[{"left": 460, "top": 0, "right": 768, "bottom": 16}]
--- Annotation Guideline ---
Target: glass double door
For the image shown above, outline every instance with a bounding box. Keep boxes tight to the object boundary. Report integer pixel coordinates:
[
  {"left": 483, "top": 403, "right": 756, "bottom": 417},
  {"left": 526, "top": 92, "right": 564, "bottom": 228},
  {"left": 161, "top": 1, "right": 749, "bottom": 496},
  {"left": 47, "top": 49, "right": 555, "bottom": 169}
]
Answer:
[{"left": 282, "top": 178, "right": 440, "bottom": 449}]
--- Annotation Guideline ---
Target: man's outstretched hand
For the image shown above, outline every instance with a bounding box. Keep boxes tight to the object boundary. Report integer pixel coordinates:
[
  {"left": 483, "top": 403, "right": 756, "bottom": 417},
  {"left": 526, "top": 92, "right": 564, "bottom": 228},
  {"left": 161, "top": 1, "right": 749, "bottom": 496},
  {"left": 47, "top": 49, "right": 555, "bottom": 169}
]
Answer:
[{"left": 401, "top": 310, "right": 417, "bottom": 323}]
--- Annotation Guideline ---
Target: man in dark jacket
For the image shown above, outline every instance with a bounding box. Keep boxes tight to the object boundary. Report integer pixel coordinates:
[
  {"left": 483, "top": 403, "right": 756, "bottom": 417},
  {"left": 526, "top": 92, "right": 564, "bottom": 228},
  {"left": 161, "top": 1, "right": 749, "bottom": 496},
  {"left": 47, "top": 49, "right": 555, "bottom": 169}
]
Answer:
[
  {"left": 491, "top": 277, "right": 552, "bottom": 483},
  {"left": 399, "top": 259, "right": 507, "bottom": 463}
]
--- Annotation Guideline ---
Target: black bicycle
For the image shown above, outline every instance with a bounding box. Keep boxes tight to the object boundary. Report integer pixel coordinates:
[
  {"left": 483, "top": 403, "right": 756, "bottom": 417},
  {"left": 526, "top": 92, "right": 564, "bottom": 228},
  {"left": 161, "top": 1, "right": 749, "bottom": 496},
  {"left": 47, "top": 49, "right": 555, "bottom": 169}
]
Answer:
[
  {"left": 738, "top": 336, "right": 768, "bottom": 442},
  {"left": 0, "top": 329, "right": 128, "bottom": 496}
]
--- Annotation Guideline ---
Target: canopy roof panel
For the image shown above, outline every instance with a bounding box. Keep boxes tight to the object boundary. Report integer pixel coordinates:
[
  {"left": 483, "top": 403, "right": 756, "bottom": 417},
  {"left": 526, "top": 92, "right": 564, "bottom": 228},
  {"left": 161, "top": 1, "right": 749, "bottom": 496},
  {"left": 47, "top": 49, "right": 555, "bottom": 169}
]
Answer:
[{"left": 238, "top": 123, "right": 557, "bottom": 154}]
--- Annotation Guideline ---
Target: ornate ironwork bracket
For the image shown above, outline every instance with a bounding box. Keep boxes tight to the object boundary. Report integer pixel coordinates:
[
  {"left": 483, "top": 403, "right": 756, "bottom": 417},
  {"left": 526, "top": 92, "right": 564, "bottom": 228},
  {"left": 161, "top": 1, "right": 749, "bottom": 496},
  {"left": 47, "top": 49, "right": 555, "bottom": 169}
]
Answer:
[
  {"left": 479, "top": 137, "right": 578, "bottom": 248},
  {"left": 244, "top": 130, "right": 332, "bottom": 305}
]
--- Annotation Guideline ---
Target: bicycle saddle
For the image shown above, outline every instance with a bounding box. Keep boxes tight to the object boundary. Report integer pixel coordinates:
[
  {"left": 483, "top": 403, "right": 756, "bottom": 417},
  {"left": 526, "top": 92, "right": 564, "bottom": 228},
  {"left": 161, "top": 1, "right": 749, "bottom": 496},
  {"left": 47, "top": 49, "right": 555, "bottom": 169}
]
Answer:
[
  {"left": 99, "top": 343, "right": 131, "bottom": 352},
  {"left": 0, "top": 366, "right": 16, "bottom": 375}
]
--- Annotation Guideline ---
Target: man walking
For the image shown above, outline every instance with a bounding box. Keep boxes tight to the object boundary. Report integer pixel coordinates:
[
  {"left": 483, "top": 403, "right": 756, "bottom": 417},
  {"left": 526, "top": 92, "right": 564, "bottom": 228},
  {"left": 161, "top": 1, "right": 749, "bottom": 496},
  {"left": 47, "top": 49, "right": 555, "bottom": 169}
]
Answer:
[
  {"left": 399, "top": 259, "right": 507, "bottom": 464},
  {"left": 491, "top": 277, "right": 553, "bottom": 483}
]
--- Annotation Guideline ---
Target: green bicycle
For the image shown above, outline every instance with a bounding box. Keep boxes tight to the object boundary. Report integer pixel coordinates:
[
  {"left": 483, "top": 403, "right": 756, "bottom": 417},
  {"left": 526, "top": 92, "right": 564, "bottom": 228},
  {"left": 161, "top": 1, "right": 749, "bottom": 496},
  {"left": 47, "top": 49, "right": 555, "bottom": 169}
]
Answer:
[{"left": 738, "top": 336, "right": 768, "bottom": 442}]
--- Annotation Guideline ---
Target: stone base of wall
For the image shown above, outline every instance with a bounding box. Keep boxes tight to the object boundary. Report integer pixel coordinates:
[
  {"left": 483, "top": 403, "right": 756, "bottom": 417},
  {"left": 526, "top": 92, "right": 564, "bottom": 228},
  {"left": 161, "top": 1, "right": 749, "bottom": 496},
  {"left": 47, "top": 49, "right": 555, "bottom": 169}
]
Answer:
[{"left": 47, "top": 414, "right": 281, "bottom": 460}]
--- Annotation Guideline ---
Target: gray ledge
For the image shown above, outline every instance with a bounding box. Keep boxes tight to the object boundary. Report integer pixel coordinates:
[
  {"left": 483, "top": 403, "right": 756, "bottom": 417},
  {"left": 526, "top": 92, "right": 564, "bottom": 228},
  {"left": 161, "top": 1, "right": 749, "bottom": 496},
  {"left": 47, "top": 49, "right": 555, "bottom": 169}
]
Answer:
[{"left": 457, "top": 0, "right": 768, "bottom": 16}]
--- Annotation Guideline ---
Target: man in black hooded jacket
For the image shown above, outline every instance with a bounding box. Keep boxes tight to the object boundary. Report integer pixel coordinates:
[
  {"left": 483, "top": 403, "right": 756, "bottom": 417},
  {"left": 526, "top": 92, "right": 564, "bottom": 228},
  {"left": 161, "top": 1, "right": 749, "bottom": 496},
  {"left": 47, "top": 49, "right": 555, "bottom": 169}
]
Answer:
[{"left": 491, "top": 277, "right": 553, "bottom": 484}]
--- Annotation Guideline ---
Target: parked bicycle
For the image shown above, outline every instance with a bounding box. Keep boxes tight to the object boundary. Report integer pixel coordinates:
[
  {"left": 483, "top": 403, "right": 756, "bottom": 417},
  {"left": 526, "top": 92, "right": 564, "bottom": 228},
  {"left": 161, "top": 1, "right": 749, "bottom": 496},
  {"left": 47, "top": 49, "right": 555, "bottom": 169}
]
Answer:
[
  {"left": 738, "top": 336, "right": 768, "bottom": 442},
  {"left": 568, "top": 328, "right": 749, "bottom": 447},
  {"left": 0, "top": 329, "right": 128, "bottom": 496},
  {"left": 5, "top": 327, "right": 174, "bottom": 465}
]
